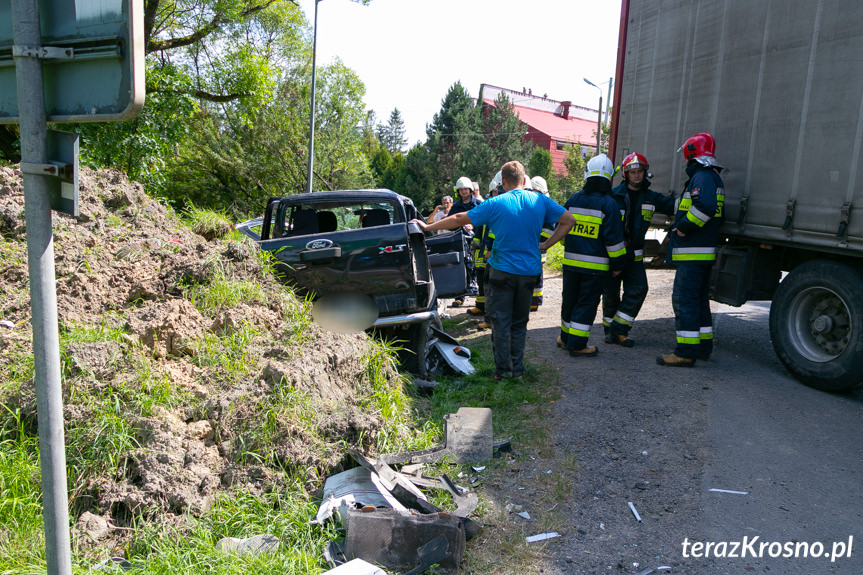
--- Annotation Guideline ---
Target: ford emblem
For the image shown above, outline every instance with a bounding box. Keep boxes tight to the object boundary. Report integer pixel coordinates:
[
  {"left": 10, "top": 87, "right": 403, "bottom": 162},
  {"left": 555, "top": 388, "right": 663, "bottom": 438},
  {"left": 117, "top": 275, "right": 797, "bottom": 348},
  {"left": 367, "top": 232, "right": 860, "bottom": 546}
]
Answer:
[{"left": 306, "top": 239, "right": 333, "bottom": 250}]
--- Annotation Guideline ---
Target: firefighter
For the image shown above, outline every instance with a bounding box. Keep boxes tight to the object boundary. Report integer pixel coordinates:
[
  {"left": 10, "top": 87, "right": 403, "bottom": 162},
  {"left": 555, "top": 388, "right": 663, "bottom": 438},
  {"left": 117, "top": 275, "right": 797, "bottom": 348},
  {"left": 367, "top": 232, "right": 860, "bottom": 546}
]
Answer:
[
  {"left": 449, "top": 175, "right": 481, "bottom": 307},
  {"left": 468, "top": 173, "right": 503, "bottom": 328},
  {"left": 601, "top": 153, "right": 675, "bottom": 346},
  {"left": 657, "top": 133, "right": 725, "bottom": 367},
  {"left": 558, "top": 154, "right": 627, "bottom": 357},
  {"left": 530, "top": 175, "right": 553, "bottom": 312}
]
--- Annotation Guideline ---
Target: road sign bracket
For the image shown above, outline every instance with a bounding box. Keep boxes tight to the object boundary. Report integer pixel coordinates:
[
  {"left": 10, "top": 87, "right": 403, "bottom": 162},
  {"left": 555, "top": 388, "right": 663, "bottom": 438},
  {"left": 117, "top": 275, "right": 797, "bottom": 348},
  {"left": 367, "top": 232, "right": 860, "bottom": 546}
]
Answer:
[{"left": 12, "top": 45, "right": 72, "bottom": 59}]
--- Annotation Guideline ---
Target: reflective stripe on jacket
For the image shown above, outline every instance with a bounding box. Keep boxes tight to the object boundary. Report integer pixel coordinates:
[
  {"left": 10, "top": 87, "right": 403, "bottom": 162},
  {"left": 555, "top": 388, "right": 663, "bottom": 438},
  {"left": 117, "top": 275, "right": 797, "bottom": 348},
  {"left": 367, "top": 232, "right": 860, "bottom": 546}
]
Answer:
[{"left": 668, "top": 165, "right": 725, "bottom": 264}]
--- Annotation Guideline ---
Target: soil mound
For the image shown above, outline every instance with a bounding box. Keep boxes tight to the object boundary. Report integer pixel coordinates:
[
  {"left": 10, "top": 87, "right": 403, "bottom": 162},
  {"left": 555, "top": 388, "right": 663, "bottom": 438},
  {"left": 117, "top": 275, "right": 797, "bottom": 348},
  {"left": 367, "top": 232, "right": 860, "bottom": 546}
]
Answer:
[{"left": 0, "top": 165, "right": 398, "bottom": 552}]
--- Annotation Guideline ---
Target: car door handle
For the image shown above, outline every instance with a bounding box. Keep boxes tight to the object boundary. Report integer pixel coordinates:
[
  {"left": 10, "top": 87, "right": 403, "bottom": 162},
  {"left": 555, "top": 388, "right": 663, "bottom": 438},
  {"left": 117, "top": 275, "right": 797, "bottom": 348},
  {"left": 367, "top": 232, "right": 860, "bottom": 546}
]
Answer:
[{"left": 300, "top": 247, "right": 341, "bottom": 262}]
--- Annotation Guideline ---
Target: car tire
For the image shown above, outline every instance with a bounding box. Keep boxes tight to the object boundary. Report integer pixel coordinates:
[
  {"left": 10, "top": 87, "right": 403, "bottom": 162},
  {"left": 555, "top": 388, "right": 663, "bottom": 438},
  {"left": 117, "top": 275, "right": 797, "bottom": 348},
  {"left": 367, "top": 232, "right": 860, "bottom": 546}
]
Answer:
[
  {"left": 402, "top": 315, "right": 444, "bottom": 378},
  {"left": 769, "top": 259, "right": 863, "bottom": 392}
]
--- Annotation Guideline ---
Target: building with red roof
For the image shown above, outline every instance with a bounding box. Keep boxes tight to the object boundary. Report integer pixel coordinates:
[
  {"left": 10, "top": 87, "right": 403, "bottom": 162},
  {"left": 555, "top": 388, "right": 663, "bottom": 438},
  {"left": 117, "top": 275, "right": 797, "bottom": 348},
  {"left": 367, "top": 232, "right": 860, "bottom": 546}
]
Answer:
[{"left": 478, "top": 84, "right": 601, "bottom": 176}]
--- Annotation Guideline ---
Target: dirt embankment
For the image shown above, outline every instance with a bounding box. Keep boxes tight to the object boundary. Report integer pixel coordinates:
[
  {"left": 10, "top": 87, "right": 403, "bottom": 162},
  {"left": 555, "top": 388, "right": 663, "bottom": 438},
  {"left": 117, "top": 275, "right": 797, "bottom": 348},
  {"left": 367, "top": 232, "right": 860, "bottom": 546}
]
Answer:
[{"left": 0, "top": 166, "right": 402, "bottom": 554}]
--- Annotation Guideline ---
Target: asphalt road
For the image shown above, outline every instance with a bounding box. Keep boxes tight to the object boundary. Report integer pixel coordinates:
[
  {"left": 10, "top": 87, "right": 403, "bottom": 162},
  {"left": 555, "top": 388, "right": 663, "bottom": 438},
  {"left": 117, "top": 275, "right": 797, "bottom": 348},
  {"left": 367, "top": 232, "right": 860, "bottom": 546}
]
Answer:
[{"left": 522, "top": 269, "right": 863, "bottom": 574}]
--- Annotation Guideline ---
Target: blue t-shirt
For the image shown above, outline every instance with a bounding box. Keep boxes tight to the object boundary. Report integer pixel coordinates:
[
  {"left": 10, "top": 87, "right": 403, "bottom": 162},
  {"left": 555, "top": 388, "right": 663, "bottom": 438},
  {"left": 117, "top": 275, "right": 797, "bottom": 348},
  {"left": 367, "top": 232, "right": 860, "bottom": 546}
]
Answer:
[{"left": 468, "top": 188, "right": 566, "bottom": 276}]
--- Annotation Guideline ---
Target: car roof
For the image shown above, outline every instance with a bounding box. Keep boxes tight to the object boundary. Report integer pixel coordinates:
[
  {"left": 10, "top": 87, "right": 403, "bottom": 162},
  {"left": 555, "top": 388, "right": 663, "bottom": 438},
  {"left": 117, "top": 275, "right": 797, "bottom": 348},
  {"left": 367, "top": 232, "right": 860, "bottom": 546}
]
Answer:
[{"left": 275, "top": 189, "right": 414, "bottom": 206}]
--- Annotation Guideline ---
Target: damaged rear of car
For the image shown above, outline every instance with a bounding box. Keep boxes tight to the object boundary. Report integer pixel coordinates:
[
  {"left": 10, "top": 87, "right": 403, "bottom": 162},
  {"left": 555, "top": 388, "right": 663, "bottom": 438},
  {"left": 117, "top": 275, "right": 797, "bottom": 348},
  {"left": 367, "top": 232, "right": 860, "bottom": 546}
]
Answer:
[{"left": 236, "top": 190, "right": 469, "bottom": 376}]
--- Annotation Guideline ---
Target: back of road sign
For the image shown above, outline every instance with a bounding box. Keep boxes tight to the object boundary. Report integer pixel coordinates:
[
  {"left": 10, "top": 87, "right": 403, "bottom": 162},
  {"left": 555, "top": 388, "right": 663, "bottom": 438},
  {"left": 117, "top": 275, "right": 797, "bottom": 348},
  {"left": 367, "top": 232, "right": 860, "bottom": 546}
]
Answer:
[{"left": 0, "top": 0, "right": 144, "bottom": 123}]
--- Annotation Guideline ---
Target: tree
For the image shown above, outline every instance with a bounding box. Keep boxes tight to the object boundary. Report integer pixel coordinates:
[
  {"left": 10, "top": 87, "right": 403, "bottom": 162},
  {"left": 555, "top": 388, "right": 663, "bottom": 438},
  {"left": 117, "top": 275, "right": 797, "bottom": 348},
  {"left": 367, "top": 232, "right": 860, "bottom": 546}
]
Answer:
[
  {"left": 457, "top": 92, "right": 535, "bottom": 187},
  {"left": 423, "top": 82, "right": 475, "bottom": 193},
  {"left": 376, "top": 108, "right": 407, "bottom": 154},
  {"left": 555, "top": 144, "right": 588, "bottom": 204}
]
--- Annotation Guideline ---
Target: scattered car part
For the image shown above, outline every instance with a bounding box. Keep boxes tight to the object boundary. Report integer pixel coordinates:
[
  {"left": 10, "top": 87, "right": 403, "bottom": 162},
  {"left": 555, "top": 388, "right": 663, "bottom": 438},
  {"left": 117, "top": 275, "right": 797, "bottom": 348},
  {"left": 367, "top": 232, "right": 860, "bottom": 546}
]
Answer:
[
  {"left": 628, "top": 501, "right": 643, "bottom": 523},
  {"left": 343, "top": 507, "right": 465, "bottom": 575},
  {"left": 379, "top": 407, "right": 493, "bottom": 465}
]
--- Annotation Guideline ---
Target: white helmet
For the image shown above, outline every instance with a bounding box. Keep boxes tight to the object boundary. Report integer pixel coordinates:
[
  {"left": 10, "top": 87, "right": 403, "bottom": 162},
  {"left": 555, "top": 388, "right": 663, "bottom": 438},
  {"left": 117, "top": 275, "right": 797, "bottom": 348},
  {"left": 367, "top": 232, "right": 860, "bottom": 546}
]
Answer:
[
  {"left": 531, "top": 175, "right": 549, "bottom": 196},
  {"left": 454, "top": 176, "right": 472, "bottom": 191},
  {"left": 489, "top": 170, "right": 502, "bottom": 193},
  {"left": 585, "top": 154, "right": 614, "bottom": 181}
]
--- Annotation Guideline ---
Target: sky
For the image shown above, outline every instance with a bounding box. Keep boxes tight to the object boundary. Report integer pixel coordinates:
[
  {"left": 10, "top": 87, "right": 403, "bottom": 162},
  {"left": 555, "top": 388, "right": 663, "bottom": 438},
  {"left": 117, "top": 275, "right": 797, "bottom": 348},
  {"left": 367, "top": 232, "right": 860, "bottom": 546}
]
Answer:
[{"left": 296, "top": 0, "right": 623, "bottom": 147}]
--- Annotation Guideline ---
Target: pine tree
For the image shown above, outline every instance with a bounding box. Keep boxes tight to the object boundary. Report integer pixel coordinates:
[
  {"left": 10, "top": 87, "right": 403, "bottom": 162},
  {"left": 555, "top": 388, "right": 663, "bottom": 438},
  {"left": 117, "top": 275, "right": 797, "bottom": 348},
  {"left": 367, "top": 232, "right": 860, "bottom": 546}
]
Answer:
[{"left": 377, "top": 108, "right": 407, "bottom": 153}]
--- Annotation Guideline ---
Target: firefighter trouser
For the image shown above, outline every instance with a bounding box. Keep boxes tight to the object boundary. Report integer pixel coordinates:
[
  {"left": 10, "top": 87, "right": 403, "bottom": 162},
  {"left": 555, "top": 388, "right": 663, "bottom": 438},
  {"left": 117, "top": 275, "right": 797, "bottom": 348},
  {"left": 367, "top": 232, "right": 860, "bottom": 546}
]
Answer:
[
  {"left": 486, "top": 267, "right": 537, "bottom": 378},
  {"left": 602, "top": 259, "right": 648, "bottom": 337},
  {"left": 475, "top": 263, "right": 488, "bottom": 312},
  {"left": 560, "top": 269, "right": 606, "bottom": 351},
  {"left": 671, "top": 262, "right": 714, "bottom": 359},
  {"left": 531, "top": 268, "right": 544, "bottom": 309}
]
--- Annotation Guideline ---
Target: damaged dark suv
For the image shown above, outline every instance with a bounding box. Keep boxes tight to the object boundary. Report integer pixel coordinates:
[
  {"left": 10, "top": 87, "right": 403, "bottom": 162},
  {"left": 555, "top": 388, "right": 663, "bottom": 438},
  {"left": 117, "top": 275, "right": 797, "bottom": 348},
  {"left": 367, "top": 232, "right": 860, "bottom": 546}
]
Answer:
[{"left": 236, "top": 190, "right": 470, "bottom": 376}]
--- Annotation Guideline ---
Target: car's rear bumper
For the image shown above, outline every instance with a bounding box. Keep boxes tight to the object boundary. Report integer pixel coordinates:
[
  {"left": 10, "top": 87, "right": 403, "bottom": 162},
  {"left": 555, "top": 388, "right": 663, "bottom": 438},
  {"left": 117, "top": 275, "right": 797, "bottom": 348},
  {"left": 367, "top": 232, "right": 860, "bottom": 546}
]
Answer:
[{"left": 373, "top": 310, "right": 437, "bottom": 328}]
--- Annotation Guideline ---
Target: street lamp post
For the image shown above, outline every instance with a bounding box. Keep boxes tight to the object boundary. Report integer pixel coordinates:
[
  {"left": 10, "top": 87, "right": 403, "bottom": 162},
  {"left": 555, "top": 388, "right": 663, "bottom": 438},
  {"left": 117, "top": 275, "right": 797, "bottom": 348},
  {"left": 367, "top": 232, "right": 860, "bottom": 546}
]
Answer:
[
  {"left": 583, "top": 77, "right": 603, "bottom": 155},
  {"left": 605, "top": 76, "right": 613, "bottom": 126},
  {"left": 306, "top": 0, "right": 322, "bottom": 195}
]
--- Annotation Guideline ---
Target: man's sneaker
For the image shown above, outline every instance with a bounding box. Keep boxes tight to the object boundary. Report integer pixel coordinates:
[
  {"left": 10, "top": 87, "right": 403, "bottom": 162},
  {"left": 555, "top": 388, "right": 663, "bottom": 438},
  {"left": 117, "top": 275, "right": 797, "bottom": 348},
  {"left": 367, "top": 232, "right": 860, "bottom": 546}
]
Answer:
[
  {"left": 530, "top": 305, "right": 539, "bottom": 312},
  {"left": 477, "top": 321, "right": 491, "bottom": 330},
  {"left": 569, "top": 346, "right": 598, "bottom": 358},
  {"left": 468, "top": 307, "right": 484, "bottom": 316},
  {"left": 606, "top": 333, "right": 635, "bottom": 348},
  {"left": 656, "top": 353, "right": 696, "bottom": 367},
  {"left": 556, "top": 336, "right": 565, "bottom": 348},
  {"left": 452, "top": 298, "right": 464, "bottom": 308}
]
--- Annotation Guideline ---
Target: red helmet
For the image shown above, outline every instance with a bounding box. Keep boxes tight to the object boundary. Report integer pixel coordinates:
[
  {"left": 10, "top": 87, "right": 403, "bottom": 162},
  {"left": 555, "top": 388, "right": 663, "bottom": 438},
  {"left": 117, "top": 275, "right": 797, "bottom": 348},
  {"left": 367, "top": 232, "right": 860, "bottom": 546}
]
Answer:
[
  {"left": 622, "top": 152, "right": 649, "bottom": 172},
  {"left": 679, "top": 133, "right": 715, "bottom": 160}
]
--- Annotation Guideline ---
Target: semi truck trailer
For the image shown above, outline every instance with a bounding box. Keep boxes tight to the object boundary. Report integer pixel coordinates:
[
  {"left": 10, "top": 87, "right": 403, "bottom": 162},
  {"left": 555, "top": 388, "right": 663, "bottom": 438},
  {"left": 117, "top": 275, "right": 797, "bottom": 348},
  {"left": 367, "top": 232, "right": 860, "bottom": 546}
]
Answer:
[{"left": 611, "top": 0, "right": 863, "bottom": 391}]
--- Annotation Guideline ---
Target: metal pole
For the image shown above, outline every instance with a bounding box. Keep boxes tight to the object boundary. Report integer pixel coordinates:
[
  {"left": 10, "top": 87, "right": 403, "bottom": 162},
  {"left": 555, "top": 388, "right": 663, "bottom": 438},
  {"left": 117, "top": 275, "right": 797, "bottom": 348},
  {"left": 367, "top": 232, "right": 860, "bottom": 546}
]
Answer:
[
  {"left": 605, "top": 77, "right": 613, "bottom": 126},
  {"left": 11, "top": 0, "right": 73, "bottom": 574},
  {"left": 597, "top": 95, "right": 603, "bottom": 154},
  {"left": 305, "top": 0, "right": 321, "bottom": 194},
  {"left": 584, "top": 77, "right": 603, "bottom": 155}
]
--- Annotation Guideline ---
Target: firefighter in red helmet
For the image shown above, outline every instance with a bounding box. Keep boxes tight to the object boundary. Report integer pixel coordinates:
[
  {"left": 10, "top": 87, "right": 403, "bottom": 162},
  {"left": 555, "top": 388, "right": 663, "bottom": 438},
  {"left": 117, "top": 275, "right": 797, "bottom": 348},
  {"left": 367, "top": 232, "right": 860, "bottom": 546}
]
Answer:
[
  {"left": 657, "top": 133, "right": 726, "bottom": 367},
  {"left": 601, "top": 152, "right": 675, "bottom": 347}
]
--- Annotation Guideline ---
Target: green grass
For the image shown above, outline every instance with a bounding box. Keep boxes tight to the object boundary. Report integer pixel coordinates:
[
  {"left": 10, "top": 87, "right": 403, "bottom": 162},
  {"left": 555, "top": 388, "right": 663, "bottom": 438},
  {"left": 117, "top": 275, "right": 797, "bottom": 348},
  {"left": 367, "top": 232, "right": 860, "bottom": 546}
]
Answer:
[
  {"left": 183, "top": 206, "right": 235, "bottom": 240},
  {"left": 113, "top": 489, "right": 340, "bottom": 575},
  {"left": 0, "top": 406, "right": 44, "bottom": 570}
]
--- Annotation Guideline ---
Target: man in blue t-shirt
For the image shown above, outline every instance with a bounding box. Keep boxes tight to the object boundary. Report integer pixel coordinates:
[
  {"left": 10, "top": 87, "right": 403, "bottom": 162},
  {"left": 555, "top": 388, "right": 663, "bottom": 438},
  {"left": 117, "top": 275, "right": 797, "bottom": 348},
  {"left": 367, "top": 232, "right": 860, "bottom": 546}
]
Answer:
[{"left": 413, "top": 161, "right": 575, "bottom": 380}]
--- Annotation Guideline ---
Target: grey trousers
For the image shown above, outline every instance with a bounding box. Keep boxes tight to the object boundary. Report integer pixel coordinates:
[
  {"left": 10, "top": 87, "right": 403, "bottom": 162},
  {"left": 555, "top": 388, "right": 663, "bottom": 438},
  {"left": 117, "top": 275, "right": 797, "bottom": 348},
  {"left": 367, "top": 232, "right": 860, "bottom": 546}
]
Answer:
[{"left": 486, "top": 266, "right": 539, "bottom": 378}]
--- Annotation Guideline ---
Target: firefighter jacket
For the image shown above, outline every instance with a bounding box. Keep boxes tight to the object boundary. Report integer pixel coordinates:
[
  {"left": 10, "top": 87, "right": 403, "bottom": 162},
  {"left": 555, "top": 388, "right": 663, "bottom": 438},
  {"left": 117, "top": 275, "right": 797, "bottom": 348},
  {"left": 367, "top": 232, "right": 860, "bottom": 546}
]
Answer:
[
  {"left": 667, "top": 163, "right": 725, "bottom": 265},
  {"left": 562, "top": 177, "right": 627, "bottom": 275},
  {"left": 610, "top": 181, "right": 676, "bottom": 262}
]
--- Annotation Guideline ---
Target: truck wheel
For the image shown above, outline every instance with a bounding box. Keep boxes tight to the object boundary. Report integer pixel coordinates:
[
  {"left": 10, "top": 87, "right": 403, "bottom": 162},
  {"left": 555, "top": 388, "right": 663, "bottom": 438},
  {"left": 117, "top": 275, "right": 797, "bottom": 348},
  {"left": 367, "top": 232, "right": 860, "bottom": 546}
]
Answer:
[
  {"left": 403, "top": 316, "right": 443, "bottom": 378},
  {"left": 769, "top": 260, "right": 863, "bottom": 392}
]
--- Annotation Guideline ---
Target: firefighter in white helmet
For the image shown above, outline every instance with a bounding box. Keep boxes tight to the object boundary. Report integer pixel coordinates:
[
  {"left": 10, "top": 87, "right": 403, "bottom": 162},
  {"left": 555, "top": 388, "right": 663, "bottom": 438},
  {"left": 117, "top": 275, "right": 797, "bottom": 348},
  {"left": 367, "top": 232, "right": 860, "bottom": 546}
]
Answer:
[
  {"left": 448, "top": 176, "right": 481, "bottom": 306},
  {"left": 556, "top": 154, "right": 626, "bottom": 357},
  {"left": 601, "top": 152, "right": 675, "bottom": 348}
]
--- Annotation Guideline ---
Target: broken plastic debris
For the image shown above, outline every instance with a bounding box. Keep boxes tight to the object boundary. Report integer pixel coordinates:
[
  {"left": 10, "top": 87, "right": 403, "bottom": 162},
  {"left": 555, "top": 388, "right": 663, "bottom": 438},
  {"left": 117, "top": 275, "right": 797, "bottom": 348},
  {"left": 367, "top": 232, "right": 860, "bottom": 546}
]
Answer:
[
  {"left": 322, "top": 558, "right": 388, "bottom": 574},
  {"left": 216, "top": 534, "right": 280, "bottom": 556},
  {"left": 413, "top": 378, "right": 439, "bottom": 389},
  {"left": 635, "top": 567, "right": 672, "bottom": 575},
  {"left": 92, "top": 557, "right": 132, "bottom": 571},
  {"left": 314, "top": 467, "right": 407, "bottom": 524},
  {"left": 709, "top": 488, "right": 748, "bottom": 495},
  {"left": 471, "top": 466, "right": 485, "bottom": 472},
  {"left": 627, "top": 501, "right": 643, "bottom": 523},
  {"left": 0, "top": 320, "right": 14, "bottom": 329},
  {"left": 526, "top": 532, "right": 561, "bottom": 543},
  {"left": 517, "top": 511, "right": 531, "bottom": 520}
]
